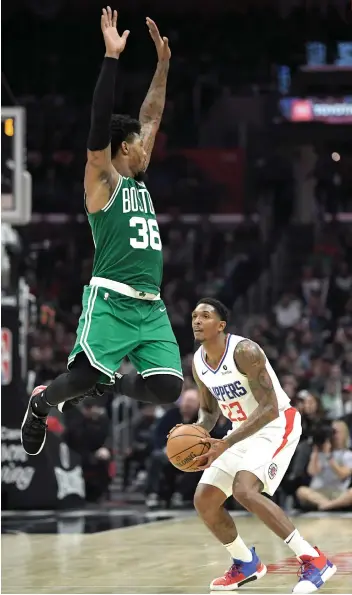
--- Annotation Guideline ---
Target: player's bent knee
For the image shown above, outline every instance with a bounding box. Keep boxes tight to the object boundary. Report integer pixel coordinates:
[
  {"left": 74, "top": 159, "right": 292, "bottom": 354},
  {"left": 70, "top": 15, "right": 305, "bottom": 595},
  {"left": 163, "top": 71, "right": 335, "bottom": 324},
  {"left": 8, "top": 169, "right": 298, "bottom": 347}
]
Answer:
[
  {"left": 145, "top": 374, "right": 183, "bottom": 404},
  {"left": 233, "top": 482, "right": 256, "bottom": 510},
  {"left": 194, "top": 483, "right": 224, "bottom": 517},
  {"left": 193, "top": 484, "right": 210, "bottom": 516},
  {"left": 67, "top": 352, "right": 101, "bottom": 395},
  {"left": 233, "top": 471, "right": 263, "bottom": 509},
  {"left": 67, "top": 364, "right": 101, "bottom": 395}
]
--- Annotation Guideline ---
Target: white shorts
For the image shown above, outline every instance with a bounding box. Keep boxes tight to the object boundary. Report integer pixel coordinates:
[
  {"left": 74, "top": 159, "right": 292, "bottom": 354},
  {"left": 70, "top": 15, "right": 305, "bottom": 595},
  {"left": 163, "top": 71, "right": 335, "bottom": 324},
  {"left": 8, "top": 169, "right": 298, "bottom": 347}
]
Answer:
[{"left": 199, "top": 407, "right": 301, "bottom": 497}]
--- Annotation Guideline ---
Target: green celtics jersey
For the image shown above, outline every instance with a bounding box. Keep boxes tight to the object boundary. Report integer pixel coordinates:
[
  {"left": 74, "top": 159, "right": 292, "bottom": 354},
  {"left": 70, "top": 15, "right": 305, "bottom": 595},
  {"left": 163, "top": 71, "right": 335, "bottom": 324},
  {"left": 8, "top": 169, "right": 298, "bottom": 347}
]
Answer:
[{"left": 87, "top": 176, "right": 163, "bottom": 295}]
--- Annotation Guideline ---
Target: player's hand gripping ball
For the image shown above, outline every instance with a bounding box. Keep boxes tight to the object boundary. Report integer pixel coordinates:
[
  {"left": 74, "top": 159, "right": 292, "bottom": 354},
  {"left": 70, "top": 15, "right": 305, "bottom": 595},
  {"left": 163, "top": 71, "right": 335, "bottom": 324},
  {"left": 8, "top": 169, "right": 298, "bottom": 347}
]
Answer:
[{"left": 166, "top": 424, "right": 211, "bottom": 472}]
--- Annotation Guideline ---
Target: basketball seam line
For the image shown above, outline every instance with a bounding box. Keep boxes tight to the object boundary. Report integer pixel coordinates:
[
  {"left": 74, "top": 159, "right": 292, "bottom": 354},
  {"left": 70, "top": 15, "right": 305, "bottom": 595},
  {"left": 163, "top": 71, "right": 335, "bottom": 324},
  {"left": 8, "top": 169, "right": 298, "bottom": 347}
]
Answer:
[
  {"left": 168, "top": 433, "right": 209, "bottom": 442},
  {"left": 185, "top": 443, "right": 208, "bottom": 470},
  {"left": 168, "top": 441, "right": 211, "bottom": 460}
]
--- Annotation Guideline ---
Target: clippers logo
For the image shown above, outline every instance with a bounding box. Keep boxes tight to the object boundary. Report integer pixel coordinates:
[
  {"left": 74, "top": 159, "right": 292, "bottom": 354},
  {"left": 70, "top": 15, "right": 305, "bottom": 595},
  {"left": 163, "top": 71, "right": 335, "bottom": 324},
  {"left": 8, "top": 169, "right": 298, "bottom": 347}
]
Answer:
[
  {"left": 1, "top": 328, "right": 12, "bottom": 386},
  {"left": 268, "top": 462, "right": 278, "bottom": 480}
]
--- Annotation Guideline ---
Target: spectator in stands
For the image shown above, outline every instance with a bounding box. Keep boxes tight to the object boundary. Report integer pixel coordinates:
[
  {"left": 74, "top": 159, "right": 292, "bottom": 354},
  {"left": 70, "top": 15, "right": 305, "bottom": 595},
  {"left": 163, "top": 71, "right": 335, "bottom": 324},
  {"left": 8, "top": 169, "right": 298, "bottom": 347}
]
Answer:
[
  {"left": 64, "top": 397, "right": 111, "bottom": 502},
  {"left": 145, "top": 387, "right": 200, "bottom": 508},
  {"left": 321, "top": 373, "right": 344, "bottom": 420},
  {"left": 273, "top": 293, "right": 302, "bottom": 329},
  {"left": 308, "top": 354, "right": 331, "bottom": 396},
  {"left": 299, "top": 391, "right": 326, "bottom": 442},
  {"left": 281, "top": 374, "right": 298, "bottom": 401},
  {"left": 284, "top": 391, "right": 327, "bottom": 494},
  {"left": 300, "top": 265, "right": 328, "bottom": 305},
  {"left": 296, "top": 420, "right": 352, "bottom": 511},
  {"left": 342, "top": 384, "right": 352, "bottom": 440},
  {"left": 333, "top": 326, "right": 349, "bottom": 362},
  {"left": 123, "top": 404, "right": 157, "bottom": 491},
  {"left": 328, "top": 261, "right": 352, "bottom": 319},
  {"left": 304, "top": 290, "right": 332, "bottom": 337},
  {"left": 296, "top": 330, "right": 315, "bottom": 372},
  {"left": 343, "top": 349, "right": 352, "bottom": 378},
  {"left": 342, "top": 384, "right": 352, "bottom": 413}
]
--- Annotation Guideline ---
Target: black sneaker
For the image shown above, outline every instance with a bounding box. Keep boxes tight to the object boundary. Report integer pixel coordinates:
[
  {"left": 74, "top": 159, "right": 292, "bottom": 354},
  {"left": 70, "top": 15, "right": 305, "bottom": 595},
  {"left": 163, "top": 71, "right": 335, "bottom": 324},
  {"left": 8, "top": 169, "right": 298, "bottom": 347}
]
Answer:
[{"left": 21, "top": 386, "right": 48, "bottom": 455}]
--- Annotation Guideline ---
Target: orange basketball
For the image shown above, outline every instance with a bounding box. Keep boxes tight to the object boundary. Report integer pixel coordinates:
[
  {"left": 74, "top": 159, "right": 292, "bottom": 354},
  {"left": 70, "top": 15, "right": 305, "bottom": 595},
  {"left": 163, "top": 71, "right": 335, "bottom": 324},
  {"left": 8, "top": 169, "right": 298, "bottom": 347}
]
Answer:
[{"left": 166, "top": 424, "right": 211, "bottom": 472}]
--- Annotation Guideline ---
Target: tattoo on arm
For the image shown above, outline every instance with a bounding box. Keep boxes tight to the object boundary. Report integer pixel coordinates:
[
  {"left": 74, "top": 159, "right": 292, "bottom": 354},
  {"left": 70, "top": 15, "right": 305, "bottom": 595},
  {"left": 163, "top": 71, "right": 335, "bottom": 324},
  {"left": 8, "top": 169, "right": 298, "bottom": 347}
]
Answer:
[
  {"left": 235, "top": 339, "right": 276, "bottom": 402},
  {"left": 225, "top": 340, "right": 279, "bottom": 448},
  {"left": 140, "top": 61, "right": 169, "bottom": 123},
  {"left": 139, "top": 61, "right": 169, "bottom": 164},
  {"left": 192, "top": 361, "right": 220, "bottom": 433},
  {"left": 85, "top": 149, "right": 116, "bottom": 197}
]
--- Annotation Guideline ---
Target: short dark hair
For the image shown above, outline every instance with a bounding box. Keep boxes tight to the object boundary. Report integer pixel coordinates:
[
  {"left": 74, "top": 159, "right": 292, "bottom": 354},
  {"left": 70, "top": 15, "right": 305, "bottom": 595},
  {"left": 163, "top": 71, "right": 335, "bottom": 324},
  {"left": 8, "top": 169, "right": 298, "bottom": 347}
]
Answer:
[
  {"left": 196, "top": 297, "right": 229, "bottom": 324},
  {"left": 110, "top": 114, "right": 141, "bottom": 158}
]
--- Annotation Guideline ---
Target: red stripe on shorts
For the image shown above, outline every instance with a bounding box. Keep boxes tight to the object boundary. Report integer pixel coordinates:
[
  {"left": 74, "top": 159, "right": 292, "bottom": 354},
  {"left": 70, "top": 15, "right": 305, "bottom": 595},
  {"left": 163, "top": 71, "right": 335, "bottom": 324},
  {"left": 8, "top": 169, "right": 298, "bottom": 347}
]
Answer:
[{"left": 273, "top": 406, "right": 296, "bottom": 458}]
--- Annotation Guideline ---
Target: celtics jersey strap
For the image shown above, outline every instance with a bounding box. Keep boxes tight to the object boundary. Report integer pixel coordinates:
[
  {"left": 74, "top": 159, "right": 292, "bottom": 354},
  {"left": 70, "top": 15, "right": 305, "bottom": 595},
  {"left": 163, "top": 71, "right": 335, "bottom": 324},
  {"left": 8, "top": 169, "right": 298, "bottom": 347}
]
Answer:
[{"left": 87, "top": 176, "right": 163, "bottom": 295}]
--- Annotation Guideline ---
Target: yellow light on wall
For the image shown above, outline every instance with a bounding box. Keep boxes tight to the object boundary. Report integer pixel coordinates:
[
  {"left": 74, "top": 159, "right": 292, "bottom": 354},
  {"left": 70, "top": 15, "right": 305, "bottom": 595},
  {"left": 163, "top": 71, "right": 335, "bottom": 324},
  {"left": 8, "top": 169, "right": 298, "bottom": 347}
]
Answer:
[{"left": 4, "top": 118, "right": 14, "bottom": 137}]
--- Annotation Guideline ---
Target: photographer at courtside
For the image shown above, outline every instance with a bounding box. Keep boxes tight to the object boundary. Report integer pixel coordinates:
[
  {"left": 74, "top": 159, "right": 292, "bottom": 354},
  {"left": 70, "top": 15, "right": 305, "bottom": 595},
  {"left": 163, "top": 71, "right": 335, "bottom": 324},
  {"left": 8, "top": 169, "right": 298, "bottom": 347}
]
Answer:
[{"left": 296, "top": 420, "right": 352, "bottom": 511}]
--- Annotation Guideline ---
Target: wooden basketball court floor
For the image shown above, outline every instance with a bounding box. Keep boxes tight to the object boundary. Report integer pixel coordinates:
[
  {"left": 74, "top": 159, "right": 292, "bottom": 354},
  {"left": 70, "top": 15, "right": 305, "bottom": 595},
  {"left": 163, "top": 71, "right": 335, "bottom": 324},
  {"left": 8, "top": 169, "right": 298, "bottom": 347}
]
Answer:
[{"left": 2, "top": 513, "right": 351, "bottom": 594}]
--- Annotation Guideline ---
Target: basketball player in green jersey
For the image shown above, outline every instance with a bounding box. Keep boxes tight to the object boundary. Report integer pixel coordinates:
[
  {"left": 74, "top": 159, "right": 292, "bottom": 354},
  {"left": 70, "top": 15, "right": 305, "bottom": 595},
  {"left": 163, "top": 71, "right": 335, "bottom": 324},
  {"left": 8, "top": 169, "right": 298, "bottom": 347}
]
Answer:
[{"left": 22, "top": 7, "right": 183, "bottom": 455}]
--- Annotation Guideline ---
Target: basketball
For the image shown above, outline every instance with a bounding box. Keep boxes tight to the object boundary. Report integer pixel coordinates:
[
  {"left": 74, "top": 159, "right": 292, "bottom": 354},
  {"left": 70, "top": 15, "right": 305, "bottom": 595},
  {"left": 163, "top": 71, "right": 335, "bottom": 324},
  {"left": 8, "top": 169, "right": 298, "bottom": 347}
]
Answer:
[{"left": 166, "top": 424, "right": 211, "bottom": 472}]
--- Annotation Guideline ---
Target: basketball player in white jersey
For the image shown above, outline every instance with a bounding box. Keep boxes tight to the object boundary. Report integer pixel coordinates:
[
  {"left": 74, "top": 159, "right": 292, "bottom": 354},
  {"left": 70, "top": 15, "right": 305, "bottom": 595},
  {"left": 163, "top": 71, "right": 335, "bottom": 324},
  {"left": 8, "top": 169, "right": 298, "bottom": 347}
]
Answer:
[{"left": 189, "top": 298, "right": 336, "bottom": 593}]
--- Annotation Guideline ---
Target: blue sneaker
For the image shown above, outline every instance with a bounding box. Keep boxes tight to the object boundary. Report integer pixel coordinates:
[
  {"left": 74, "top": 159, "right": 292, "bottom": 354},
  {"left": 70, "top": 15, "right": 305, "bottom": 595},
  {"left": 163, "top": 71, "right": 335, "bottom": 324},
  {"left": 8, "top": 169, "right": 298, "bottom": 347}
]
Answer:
[
  {"left": 210, "top": 547, "right": 267, "bottom": 590},
  {"left": 293, "top": 547, "right": 337, "bottom": 593}
]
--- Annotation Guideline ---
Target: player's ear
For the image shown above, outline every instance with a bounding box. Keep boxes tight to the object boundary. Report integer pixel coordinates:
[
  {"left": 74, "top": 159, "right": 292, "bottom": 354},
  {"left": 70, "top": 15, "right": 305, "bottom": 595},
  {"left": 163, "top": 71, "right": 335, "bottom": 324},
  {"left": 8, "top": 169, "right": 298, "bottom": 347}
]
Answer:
[
  {"left": 121, "top": 141, "right": 129, "bottom": 155},
  {"left": 219, "top": 321, "right": 226, "bottom": 333}
]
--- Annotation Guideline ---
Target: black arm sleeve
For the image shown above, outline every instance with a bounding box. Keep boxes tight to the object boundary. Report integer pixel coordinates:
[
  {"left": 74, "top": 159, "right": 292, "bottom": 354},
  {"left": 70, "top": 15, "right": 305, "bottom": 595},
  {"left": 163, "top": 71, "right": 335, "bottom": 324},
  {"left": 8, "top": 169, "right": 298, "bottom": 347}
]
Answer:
[{"left": 87, "top": 57, "right": 118, "bottom": 151}]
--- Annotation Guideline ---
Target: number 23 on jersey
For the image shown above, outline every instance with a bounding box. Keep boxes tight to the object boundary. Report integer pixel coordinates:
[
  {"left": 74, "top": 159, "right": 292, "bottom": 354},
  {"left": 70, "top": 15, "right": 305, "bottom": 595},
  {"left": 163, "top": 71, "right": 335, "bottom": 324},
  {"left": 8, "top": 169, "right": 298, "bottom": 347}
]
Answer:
[{"left": 220, "top": 401, "right": 247, "bottom": 422}]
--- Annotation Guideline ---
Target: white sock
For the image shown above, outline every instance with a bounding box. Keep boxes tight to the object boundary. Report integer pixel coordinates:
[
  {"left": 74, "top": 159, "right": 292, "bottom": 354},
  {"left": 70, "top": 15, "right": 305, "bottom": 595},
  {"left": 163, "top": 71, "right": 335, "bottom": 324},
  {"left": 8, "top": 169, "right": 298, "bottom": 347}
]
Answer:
[
  {"left": 225, "top": 535, "right": 252, "bottom": 562},
  {"left": 285, "top": 529, "right": 318, "bottom": 558}
]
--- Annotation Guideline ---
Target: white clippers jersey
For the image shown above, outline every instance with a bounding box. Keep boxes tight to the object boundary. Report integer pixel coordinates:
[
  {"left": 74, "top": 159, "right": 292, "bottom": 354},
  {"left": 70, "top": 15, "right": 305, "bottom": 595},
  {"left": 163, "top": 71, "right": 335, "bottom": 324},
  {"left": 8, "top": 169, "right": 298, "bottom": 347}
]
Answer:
[{"left": 193, "top": 334, "right": 291, "bottom": 431}]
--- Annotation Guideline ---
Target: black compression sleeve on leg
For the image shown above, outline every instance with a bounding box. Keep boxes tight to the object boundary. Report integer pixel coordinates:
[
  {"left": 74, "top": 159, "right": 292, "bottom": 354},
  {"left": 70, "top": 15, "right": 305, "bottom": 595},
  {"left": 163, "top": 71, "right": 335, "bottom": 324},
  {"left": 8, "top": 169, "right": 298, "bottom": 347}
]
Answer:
[
  {"left": 115, "top": 371, "right": 157, "bottom": 404},
  {"left": 87, "top": 57, "right": 118, "bottom": 151},
  {"left": 114, "top": 371, "right": 183, "bottom": 405},
  {"left": 33, "top": 354, "right": 101, "bottom": 415}
]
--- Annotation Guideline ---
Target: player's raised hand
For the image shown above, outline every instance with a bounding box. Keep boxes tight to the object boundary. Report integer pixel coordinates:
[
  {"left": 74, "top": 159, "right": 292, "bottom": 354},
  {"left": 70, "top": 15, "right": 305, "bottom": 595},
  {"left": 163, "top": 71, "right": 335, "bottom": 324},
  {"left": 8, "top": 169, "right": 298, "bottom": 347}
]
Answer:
[
  {"left": 146, "top": 17, "right": 171, "bottom": 62},
  {"left": 101, "top": 7, "right": 130, "bottom": 58}
]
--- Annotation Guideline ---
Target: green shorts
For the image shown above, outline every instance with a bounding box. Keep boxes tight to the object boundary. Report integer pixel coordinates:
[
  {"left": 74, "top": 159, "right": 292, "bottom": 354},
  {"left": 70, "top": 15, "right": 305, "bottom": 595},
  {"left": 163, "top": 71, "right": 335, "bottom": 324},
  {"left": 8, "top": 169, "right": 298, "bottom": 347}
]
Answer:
[{"left": 68, "top": 285, "right": 183, "bottom": 385}]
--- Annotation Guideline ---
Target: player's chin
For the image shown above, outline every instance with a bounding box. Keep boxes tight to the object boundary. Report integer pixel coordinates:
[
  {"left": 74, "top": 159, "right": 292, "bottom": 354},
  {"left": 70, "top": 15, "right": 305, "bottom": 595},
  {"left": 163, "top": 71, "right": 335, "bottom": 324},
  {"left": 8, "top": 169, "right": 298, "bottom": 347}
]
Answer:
[
  {"left": 134, "top": 170, "right": 145, "bottom": 182},
  {"left": 193, "top": 330, "right": 204, "bottom": 342}
]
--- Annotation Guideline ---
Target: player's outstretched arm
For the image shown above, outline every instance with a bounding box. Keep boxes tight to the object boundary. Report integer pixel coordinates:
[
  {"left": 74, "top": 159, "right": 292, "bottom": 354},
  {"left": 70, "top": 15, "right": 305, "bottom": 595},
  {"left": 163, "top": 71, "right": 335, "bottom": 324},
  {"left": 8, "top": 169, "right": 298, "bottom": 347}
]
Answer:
[
  {"left": 224, "top": 340, "right": 279, "bottom": 448},
  {"left": 85, "top": 7, "right": 129, "bottom": 213},
  {"left": 139, "top": 18, "right": 170, "bottom": 169},
  {"left": 192, "top": 360, "right": 220, "bottom": 432}
]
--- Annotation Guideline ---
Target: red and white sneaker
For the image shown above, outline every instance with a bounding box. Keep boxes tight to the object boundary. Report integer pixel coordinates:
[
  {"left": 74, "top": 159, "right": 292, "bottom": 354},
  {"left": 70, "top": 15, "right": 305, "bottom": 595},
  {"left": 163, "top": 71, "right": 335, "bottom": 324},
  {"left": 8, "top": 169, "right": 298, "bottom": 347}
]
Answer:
[
  {"left": 21, "top": 386, "right": 48, "bottom": 455},
  {"left": 210, "top": 547, "right": 267, "bottom": 590},
  {"left": 292, "top": 547, "right": 337, "bottom": 593}
]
